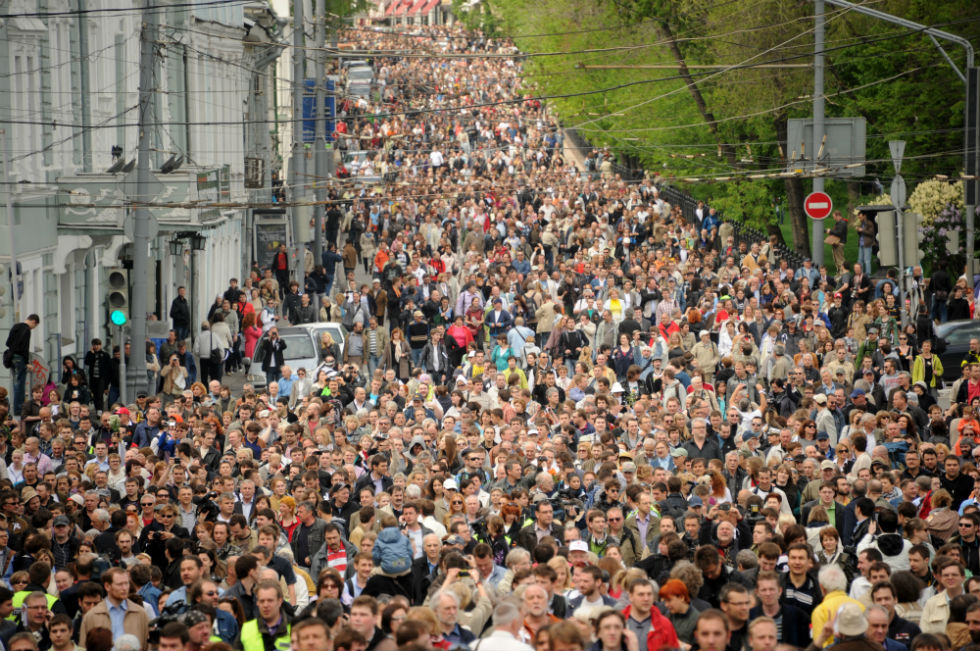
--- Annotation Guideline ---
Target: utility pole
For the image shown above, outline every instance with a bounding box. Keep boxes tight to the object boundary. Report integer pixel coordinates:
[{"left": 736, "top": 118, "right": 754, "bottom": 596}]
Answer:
[
  {"left": 127, "top": 5, "right": 156, "bottom": 398},
  {"left": 811, "top": 0, "right": 826, "bottom": 267},
  {"left": 313, "top": 0, "right": 327, "bottom": 268},
  {"left": 290, "top": 0, "right": 307, "bottom": 293},
  {"left": 890, "top": 141, "right": 908, "bottom": 327},
  {"left": 1, "top": 130, "right": 19, "bottom": 321}
]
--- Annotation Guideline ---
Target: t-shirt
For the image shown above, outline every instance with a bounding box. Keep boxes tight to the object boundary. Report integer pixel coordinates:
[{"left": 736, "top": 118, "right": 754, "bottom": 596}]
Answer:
[{"left": 268, "top": 555, "right": 297, "bottom": 585}]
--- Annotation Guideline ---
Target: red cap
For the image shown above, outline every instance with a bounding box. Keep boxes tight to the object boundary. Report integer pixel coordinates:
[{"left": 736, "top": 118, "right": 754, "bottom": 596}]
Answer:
[{"left": 115, "top": 407, "right": 131, "bottom": 416}]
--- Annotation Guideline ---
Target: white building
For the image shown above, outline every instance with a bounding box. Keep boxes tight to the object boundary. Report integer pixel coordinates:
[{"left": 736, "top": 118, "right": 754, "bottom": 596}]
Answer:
[{"left": 0, "top": 0, "right": 274, "bottom": 388}]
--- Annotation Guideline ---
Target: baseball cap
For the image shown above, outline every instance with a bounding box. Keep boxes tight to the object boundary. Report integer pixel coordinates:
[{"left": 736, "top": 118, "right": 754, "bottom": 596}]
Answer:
[
  {"left": 444, "top": 535, "right": 466, "bottom": 546},
  {"left": 115, "top": 407, "right": 131, "bottom": 417},
  {"left": 443, "top": 478, "right": 459, "bottom": 491},
  {"left": 699, "top": 330, "right": 710, "bottom": 338},
  {"left": 569, "top": 541, "right": 589, "bottom": 553},
  {"left": 821, "top": 460, "right": 836, "bottom": 470},
  {"left": 850, "top": 388, "right": 866, "bottom": 398},
  {"left": 622, "top": 462, "right": 637, "bottom": 473},
  {"left": 813, "top": 393, "right": 828, "bottom": 405},
  {"left": 816, "top": 431, "right": 830, "bottom": 441},
  {"left": 688, "top": 496, "right": 703, "bottom": 507},
  {"left": 68, "top": 494, "right": 85, "bottom": 506},
  {"left": 669, "top": 448, "right": 688, "bottom": 458},
  {"left": 53, "top": 515, "right": 71, "bottom": 527}
]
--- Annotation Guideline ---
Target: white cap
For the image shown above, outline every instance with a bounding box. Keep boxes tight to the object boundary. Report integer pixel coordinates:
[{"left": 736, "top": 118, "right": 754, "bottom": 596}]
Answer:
[
  {"left": 569, "top": 541, "right": 589, "bottom": 553},
  {"left": 443, "top": 478, "right": 459, "bottom": 491}
]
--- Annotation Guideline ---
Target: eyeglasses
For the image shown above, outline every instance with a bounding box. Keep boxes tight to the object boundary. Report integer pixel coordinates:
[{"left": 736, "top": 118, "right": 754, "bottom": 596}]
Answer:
[
  {"left": 204, "top": 591, "right": 218, "bottom": 596},
  {"left": 141, "top": 502, "right": 153, "bottom": 507},
  {"left": 608, "top": 517, "right": 622, "bottom": 522},
  {"left": 451, "top": 500, "right": 463, "bottom": 506}
]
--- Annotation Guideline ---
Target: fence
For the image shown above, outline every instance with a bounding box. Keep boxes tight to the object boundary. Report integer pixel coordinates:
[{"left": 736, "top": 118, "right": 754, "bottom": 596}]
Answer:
[{"left": 563, "top": 127, "right": 810, "bottom": 268}]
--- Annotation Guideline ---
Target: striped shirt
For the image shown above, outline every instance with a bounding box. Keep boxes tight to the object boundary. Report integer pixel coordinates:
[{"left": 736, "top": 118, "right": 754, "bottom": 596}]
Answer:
[
  {"left": 368, "top": 329, "right": 378, "bottom": 355},
  {"left": 326, "top": 544, "right": 349, "bottom": 574}
]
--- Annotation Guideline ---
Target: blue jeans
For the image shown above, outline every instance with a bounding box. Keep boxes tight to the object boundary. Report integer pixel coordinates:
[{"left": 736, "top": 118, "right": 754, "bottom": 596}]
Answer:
[
  {"left": 265, "top": 369, "right": 281, "bottom": 385},
  {"left": 858, "top": 245, "right": 872, "bottom": 275},
  {"left": 933, "top": 300, "right": 948, "bottom": 324},
  {"left": 410, "top": 347, "right": 424, "bottom": 368},
  {"left": 368, "top": 353, "right": 383, "bottom": 378},
  {"left": 175, "top": 326, "right": 190, "bottom": 342},
  {"left": 11, "top": 354, "right": 26, "bottom": 415}
]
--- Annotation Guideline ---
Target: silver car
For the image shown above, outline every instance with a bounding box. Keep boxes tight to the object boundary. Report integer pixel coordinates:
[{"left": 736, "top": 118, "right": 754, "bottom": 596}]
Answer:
[{"left": 247, "top": 321, "right": 345, "bottom": 389}]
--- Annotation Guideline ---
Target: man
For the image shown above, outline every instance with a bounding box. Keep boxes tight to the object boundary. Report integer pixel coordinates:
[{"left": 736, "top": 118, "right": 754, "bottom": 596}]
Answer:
[
  {"left": 811, "top": 564, "right": 864, "bottom": 647},
  {"left": 691, "top": 609, "right": 731, "bottom": 651},
  {"left": 683, "top": 418, "right": 721, "bottom": 462},
  {"left": 745, "top": 616, "right": 778, "bottom": 651},
  {"left": 163, "top": 556, "right": 204, "bottom": 607},
  {"left": 223, "top": 556, "right": 258, "bottom": 621},
  {"left": 871, "top": 580, "right": 921, "bottom": 647},
  {"left": 79, "top": 568, "right": 149, "bottom": 643},
  {"left": 50, "top": 516, "right": 79, "bottom": 571},
  {"left": 866, "top": 604, "right": 907, "bottom": 651},
  {"left": 474, "top": 543, "right": 507, "bottom": 589},
  {"left": 348, "top": 595, "right": 397, "bottom": 651},
  {"left": 518, "top": 584, "right": 559, "bottom": 645},
  {"left": 240, "top": 579, "right": 291, "bottom": 651},
  {"left": 942, "top": 455, "right": 974, "bottom": 510},
  {"left": 170, "top": 286, "right": 191, "bottom": 341},
  {"left": 291, "top": 501, "right": 327, "bottom": 572},
  {"left": 84, "top": 339, "right": 112, "bottom": 413},
  {"left": 472, "top": 601, "right": 534, "bottom": 651},
  {"left": 516, "top": 500, "right": 563, "bottom": 551},
  {"left": 47, "top": 614, "right": 77, "bottom": 651},
  {"left": 310, "top": 523, "right": 355, "bottom": 580},
  {"left": 5, "top": 314, "right": 40, "bottom": 415},
  {"left": 434, "top": 590, "right": 475, "bottom": 648},
  {"left": 292, "top": 618, "right": 332, "bottom": 651},
  {"left": 921, "top": 558, "right": 966, "bottom": 634},
  {"left": 622, "top": 578, "right": 679, "bottom": 651},
  {"left": 8, "top": 592, "right": 51, "bottom": 650},
  {"left": 568, "top": 565, "right": 615, "bottom": 612},
  {"left": 748, "top": 570, "right": 810, "bottom": 648},
  {"left": 783, "top": 543, "right": 821, "bottom": 616},
  {"left": 188, "top": 580, "right": 238, "bottom": 644},
  {"left": 718, "top": 583, "right": 753, "bottom": 651}
]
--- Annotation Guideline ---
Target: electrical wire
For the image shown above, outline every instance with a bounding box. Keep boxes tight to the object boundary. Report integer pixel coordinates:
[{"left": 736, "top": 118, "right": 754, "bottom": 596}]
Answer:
[{"left": 0, "top": 0, "right": 250, "bottom": 19}]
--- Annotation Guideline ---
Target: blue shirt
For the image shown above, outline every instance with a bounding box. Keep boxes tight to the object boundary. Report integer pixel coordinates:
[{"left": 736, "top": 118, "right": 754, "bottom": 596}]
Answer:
[{"left": 107, "top": 598, "right": 128, "bottom": 639}]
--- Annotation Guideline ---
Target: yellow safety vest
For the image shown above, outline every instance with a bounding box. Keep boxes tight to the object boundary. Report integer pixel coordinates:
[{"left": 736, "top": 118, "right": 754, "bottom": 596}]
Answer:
[
  {"left": 9, "top": 591, "right": 59, "bottom": 621},
  {"left": 240, "top": 618, "right": 291, "bottom": 651}
]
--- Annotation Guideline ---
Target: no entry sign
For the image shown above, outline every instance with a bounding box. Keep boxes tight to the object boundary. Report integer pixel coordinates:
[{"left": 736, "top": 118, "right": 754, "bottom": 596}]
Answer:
[{"left": 804, "top": 191, "right": 833, "bottom": 220}]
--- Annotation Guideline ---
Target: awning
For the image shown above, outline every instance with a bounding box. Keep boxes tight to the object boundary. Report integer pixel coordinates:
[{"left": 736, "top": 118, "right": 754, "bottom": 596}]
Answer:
[
  {"left": 416, "top": 0, "right": 441, "bottom": 14},
  {"left": 385, "top": 0, "right": 406, "bottom": 16},
  {"left": 404, "top": 0, "right": 428, "bottom": 14},
  {"left": 393, "top": 0, "right": 413, "bottom": 15}
]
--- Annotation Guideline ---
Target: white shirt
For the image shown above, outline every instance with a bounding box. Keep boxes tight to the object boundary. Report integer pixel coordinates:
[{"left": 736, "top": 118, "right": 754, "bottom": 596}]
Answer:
[{"left": 474, "top": 629, "right": 535, "bottom": 651}]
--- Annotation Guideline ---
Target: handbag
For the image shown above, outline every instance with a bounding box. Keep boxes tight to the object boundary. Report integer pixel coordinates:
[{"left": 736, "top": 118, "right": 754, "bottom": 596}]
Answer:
[{"left": 824, "top": 234, "right": 840, "bottom": 245}]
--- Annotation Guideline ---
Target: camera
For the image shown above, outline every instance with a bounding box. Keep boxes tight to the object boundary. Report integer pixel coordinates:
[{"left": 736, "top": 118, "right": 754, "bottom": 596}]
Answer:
[{"left": 193, "top": 491, "right": 220, "bottom": 520}]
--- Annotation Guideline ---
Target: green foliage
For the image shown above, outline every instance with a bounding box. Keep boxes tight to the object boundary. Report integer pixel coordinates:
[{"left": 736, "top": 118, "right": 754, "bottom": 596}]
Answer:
[{"left": 490, "top": 0, "right": 978, "bottom": 237}]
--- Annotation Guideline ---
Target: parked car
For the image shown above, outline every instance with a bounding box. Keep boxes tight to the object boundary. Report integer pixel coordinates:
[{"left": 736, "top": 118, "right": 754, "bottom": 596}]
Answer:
[
  {"left": 247, "top": 321, "right": 345, "bottom": 389},
  {"left": 935, "top": 319, "right": 980, "bottom": 379}
]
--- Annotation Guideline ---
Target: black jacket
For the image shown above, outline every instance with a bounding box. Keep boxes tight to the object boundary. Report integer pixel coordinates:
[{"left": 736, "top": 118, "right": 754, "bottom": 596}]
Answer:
[
  {"left": 170, "top": 296, "right": 191, "bottom": 328},
  {"left": 748, "top": 603, "right": 810, "bottom": 648},
  {"left": 260, "top": 338, "right": 288, "bottom": 373},
  {"left": 4, "top": 323, "right": 31, "bottom": 357}
]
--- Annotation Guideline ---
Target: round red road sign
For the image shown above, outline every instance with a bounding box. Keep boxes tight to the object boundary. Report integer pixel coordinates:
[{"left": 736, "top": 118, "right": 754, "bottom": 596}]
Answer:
[{"left": 804, "top": 191, "right": 833, "bottom": 220}]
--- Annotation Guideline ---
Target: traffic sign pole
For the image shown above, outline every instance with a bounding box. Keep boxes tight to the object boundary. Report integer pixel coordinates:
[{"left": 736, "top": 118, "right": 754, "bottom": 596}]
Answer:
[
  {"left": 117, "top": 323, "right": 127, "bottom": 408},
  {"left": 890, "top": 141, "right": 908, "bottom": 328}
]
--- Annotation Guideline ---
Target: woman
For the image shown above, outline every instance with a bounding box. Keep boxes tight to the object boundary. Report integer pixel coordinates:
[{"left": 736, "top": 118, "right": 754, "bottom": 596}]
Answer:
[
  {"left": 278, "top": 497, "right": 299, "bottom": 542},
  {"left": 706, "top": 471, "right": 732, "bottom": 507},
  {"left": 442, "top": 493, "right": 466, "bottom": 529},
  {"left": 912, "top": 339, "right": 944, "bottom": 396},
  {"left": 926, "top": 489, "right": 959, "bottom": 541},
  {"left": 610, "top": 334, "right": 636, "bottom": 383},
  {"left": 774, "top": 464, "right": 801, "bottom": 516},
  {"left": 659, "top": 579, "right": 698, "bottom": 646},
  {"left": 383, "top": 328, "right": 412, "bottom": 382},
  {"left": 145, "top": 342, "right": 161, "bottom": 387},
  {"left": 242, "top": 312, "right": 263, "bottom": 361},
  {"left": 64, "top": 372, "right": 92, "bottom": 407},
  {"left": 319, "top": 331, "right": 341, "bottom": 363}
]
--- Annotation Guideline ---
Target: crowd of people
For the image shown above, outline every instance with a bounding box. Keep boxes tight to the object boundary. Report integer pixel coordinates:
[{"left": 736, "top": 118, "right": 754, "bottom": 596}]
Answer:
[{"left": 2, "top": 20, "right": 979, "bottom": 651}]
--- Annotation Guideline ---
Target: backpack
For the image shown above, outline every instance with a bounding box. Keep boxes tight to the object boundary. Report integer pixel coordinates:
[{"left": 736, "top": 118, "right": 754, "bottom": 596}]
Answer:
[
  {"left": 373, "top": 526, "right": 413, "bottom": 575},
  {"left": 208, "top": 333, "right": 222, "bottom": 366},
  {"left": 2, "top": 349, "right": 12, "bottom": 369}
]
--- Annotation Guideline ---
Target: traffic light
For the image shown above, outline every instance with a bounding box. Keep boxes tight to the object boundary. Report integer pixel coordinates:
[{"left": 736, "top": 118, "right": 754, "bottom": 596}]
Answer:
[
  {"left": 875, "top": 210, "right": 898, "bottom": 267},
  {"left": 902, "top": 211, "right": 925, "bottom": 267},
  {"left": 106, "top": 267, "right": 129, "bottom": 326}
]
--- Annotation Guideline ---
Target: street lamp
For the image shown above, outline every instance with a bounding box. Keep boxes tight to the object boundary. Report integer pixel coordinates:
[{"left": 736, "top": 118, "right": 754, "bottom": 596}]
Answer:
[
  {"left": 190, "top": 233, "right": 207, "bottom": 251},
  {"left": 168, "top": 239, "right": 184, "bottom": 256}
]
